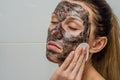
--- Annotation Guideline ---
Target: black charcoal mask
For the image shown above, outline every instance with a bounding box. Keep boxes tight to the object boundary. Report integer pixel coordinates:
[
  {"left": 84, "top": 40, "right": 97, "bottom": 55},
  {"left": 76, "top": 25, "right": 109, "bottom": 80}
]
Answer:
[{"left": 46, "top": 1, "right": 91, "bottom": 63}]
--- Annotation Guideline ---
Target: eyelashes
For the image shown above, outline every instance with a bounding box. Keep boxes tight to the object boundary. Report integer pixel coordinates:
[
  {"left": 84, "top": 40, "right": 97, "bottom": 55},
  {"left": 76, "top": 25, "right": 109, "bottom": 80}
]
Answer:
[
  {"left": 51, "top": 21, "right": 59, "bottom": 25},
  {"left": 68, "top": 26, "right": 77, "bottom": 31}
]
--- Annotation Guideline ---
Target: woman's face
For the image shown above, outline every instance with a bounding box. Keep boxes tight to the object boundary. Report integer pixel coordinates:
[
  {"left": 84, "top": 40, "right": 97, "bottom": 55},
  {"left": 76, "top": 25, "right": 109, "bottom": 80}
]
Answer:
[{"left": 46, "top": 0, "right": 95, "bottom": 64}]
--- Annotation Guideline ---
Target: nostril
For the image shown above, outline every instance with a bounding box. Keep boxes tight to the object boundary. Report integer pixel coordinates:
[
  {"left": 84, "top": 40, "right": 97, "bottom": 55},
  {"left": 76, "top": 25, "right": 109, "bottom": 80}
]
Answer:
[
  {"left": 57, "top": 32, "right": 63, "bottom": 39},
  {"left": 51, "top": 30, "right": 63, "bottom": 40}
]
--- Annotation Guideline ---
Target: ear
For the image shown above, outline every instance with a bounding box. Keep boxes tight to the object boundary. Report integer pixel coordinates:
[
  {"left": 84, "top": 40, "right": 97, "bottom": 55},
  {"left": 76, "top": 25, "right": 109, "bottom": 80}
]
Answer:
[{"left": 89, "top": 37, "right": 108, "bottom": 54}]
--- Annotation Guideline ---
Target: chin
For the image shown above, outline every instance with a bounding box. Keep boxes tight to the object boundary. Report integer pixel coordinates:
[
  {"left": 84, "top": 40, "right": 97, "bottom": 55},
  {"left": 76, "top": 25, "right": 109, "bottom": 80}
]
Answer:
[{"left": 46, "top": 51, "right": 63, "bottom": 64}]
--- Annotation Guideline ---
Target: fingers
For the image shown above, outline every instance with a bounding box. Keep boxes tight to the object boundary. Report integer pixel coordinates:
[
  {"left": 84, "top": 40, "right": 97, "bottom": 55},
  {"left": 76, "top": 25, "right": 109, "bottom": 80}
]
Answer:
[
  {"left": 54, "top": 46, "right": 86, "bottom": 80},
  {"left": 76, "top": 57, "right": 86, "bottom": 80},
  {"left": 60, "top": 51, "right": 74, "bottom": 70},
  {"left": 66, "top": 47, "right": 82, "bottom": 72},
  {"left": 65, "top": 46, "right": 86, "bottom": 80},
  {"left": 71, "top": 47, "right": 86, "bottom": 76}
]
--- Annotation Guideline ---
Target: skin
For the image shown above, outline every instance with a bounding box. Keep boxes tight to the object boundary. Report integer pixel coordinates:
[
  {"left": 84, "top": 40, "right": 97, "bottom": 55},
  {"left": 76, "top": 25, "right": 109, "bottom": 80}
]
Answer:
[
  {"left": 50, "top": 46, "right": 105, "bottom": 80},
  {"left": 46, "top": 0, "right": 91, "bottom": 63},
  {"left": 46, "top": 0, "right": 106, "bottom": 80},
  {"left": 50, "top": 47, "right": 86, "bottom": 80}
]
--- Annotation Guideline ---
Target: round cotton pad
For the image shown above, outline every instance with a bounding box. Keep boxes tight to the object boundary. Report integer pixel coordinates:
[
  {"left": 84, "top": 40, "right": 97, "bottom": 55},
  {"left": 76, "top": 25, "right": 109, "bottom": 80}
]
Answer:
[{"left": 77, "top": 43, "right": 89, "bottom": 61}]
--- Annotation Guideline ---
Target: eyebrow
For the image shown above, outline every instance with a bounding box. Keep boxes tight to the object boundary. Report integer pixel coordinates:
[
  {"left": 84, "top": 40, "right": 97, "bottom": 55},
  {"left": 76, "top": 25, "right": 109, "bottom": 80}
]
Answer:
[
  {"left": 66, "top": 16, "right": 83, "bottom": 25},
  {"left": 51, "top": 13, "right": 59, "bottom": 21},
  {"left": 70, "top": 16, "right": 83, "bottom": 22},
  {"left": 51, "top": 13, "right": 83, "bottom": 25}
]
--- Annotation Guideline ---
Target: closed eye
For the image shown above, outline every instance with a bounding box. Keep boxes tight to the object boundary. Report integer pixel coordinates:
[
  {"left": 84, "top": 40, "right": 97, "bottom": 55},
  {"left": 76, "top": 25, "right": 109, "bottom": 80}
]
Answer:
[
  {"left": 51, "top": 21, "right": 59, "bottom": 24},
  {"left": 68, "top": 26, "right": 77, "bottom": 30}
]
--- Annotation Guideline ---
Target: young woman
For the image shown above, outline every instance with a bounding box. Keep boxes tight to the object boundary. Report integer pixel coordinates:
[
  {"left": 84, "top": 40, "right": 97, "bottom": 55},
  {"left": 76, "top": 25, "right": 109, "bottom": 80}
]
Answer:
[{"left": 46, "top": 0, "right": 120, "bottom": 80}]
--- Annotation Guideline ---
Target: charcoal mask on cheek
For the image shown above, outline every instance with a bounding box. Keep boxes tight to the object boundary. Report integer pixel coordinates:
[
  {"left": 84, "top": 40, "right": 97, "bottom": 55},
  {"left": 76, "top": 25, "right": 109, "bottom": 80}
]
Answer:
[{"left": 46, "top": 1, "right": 91, "bottom": 63}]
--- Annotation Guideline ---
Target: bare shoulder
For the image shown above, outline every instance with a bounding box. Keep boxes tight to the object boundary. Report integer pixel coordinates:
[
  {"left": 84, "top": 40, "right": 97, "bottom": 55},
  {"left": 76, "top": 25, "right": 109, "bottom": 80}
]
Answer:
[{"left": 83, "top": 66, "right": 105, "bottom": 80}]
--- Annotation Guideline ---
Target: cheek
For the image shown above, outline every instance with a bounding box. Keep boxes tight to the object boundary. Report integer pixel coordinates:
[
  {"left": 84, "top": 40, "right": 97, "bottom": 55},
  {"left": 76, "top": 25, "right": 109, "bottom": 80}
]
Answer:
[
  {"left": 70, "top": 30, "right": 83, "bottom": 37},
  {"left": 64, "top": 32, "right": 71, "bottom": 39},
  {"left": 63, "top": 32, "right": 77, "bottom": 42}
]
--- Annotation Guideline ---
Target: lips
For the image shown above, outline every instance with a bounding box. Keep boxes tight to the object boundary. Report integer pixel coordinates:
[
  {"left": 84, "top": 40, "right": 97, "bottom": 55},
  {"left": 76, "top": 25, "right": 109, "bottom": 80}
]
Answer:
[{"left": 47, "top": 41, "right": 63, "bottom": 53}]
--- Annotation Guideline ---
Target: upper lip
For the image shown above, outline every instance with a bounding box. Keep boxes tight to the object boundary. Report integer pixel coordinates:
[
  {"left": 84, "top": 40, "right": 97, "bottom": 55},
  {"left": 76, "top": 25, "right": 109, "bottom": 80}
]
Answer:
[{"left": 47, "top": 41, "right": 62, "bottom": 50}]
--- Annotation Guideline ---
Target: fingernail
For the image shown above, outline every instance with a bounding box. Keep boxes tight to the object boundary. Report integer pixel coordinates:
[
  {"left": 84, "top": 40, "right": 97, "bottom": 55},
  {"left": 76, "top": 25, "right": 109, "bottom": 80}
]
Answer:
[{"left": 82, "top": 46, "right": 86, "bottom": 52}]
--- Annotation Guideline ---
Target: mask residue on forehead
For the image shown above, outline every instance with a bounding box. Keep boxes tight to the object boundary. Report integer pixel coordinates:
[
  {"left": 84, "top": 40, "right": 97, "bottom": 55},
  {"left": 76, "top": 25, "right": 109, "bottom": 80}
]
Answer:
[{"left": 54, "top": 1, "right": 88, "bottom": 22}]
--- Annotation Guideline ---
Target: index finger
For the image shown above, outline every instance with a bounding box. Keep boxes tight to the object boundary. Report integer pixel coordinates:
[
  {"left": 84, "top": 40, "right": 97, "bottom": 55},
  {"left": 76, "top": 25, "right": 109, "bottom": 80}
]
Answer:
[{"left": 59, "top": 51, "right": 75, "bottom": 70}]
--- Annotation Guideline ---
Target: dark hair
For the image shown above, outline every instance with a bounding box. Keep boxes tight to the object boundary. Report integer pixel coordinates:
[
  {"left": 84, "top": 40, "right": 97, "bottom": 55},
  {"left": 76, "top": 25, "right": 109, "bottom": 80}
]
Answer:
[{"left": 86, "top": 0, "right": 112, "bottom": 37}]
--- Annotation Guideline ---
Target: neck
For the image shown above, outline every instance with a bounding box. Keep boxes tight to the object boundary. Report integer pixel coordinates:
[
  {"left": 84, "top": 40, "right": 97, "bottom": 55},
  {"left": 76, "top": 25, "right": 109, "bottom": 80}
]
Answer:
[{"left": 82, "top": 61, "right": 105, "bottom": 80}]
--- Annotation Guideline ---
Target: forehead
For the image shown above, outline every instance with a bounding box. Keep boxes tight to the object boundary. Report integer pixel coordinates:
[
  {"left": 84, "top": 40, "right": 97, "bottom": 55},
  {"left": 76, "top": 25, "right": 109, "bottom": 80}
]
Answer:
[
  {"left": 54, "top": 1, "right": 84, "bottom": 13},
  {"left": 52, "top": 0, "right": 93, "bottom": 22}
]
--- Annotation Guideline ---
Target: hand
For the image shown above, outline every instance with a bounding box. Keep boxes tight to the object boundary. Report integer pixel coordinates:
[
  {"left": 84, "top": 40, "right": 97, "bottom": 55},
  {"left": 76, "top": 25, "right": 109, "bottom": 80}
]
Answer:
[{"left": 50, "top": 46, "right": 86, "bottom": 80}]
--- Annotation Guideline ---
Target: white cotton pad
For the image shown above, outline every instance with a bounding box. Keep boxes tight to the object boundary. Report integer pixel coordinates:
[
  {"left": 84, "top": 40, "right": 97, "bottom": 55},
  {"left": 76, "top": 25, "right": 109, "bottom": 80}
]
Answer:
[{"left": 77, "top": 43, "right": 89, "bottom": 61}]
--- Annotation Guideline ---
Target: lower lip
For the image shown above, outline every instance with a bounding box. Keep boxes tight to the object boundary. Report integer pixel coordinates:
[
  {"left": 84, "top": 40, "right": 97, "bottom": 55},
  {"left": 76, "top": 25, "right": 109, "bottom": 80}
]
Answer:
[{"left": 47, "top": 44, "right": 61, "bottom": 53}]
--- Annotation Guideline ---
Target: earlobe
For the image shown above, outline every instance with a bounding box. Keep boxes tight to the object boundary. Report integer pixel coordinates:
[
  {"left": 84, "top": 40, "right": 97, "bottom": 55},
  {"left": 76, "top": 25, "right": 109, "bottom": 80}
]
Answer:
[{"left": 89, "top": 37, "right": 108, "bottom": 54}]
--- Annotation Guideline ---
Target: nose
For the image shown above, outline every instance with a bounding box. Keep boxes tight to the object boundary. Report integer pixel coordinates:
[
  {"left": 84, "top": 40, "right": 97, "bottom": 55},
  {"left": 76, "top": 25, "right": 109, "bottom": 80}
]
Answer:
[{"left": 51, "top": 25, "right": 63, "bottom": 40}]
